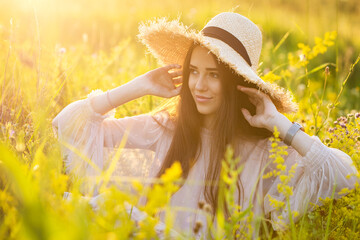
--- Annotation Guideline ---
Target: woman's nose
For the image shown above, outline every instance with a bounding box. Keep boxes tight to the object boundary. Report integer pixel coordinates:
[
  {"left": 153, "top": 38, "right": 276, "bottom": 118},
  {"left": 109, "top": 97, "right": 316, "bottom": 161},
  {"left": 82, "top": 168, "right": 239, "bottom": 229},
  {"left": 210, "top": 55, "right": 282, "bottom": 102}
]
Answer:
[{"left": 195, "top": 75, "right": 207, "bottom": 91}]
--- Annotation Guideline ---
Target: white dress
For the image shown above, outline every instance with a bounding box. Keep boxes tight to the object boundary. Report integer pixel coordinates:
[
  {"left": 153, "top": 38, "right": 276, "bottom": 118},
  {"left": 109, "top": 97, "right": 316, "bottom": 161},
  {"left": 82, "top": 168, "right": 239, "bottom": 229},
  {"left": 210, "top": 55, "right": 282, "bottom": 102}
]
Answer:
[{"left": 52, "top": 90, "right": 359, "bottom": 239}]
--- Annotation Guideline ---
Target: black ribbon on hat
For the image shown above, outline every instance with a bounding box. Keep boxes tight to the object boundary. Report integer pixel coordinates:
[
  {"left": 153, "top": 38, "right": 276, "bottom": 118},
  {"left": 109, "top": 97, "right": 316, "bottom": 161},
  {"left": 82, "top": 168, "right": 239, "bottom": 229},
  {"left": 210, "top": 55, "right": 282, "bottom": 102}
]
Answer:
[{"left": 201, "top": 26, "right": 252, "bottom": 67}]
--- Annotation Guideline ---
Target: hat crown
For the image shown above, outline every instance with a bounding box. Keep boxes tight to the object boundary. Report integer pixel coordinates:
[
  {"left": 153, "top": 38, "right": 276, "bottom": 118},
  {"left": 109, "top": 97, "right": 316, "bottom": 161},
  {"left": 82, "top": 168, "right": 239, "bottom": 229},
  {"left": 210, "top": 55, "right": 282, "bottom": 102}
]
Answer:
[{"left": 203, "top": 12, "right": 262, "bottom": 71}]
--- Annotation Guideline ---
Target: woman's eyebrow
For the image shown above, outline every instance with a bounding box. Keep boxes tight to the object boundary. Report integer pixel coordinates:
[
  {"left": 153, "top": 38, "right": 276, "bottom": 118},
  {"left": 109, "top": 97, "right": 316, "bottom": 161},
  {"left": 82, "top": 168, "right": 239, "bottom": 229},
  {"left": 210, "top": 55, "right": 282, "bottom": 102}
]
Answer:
[{"left": 189, "top": 64, "right": 218, "bottom": 71}]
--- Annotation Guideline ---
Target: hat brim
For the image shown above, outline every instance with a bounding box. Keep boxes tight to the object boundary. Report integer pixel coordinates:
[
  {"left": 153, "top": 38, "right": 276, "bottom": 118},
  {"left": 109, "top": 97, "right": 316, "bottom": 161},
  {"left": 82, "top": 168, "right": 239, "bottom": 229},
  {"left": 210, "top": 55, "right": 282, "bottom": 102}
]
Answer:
[{"left": 138, "top": 18, "right": 298, "bottom": 114}]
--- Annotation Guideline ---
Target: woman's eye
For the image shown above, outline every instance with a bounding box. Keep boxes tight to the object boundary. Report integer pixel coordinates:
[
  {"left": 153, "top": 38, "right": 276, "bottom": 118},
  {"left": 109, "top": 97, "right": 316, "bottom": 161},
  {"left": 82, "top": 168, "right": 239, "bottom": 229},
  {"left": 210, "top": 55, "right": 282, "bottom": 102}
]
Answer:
[
  {"left": 209, "top": 72, "right": 219, "bottom": 78},
  {"left": 190, "top": 69, "right": 198, "bottom": 75}
]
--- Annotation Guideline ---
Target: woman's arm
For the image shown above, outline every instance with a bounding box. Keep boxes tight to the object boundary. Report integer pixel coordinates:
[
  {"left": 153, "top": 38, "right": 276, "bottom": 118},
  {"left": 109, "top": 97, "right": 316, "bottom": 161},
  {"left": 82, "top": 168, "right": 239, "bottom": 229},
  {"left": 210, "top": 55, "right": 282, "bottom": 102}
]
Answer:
[
  {"left": 265, "top": 112, "right": 312, "bottom": 156},
  {"left": 52, "top": 64, "right": 182, "bottom": 182},
  {"left": 91, "top": 64, "right": 182, "bottom": 115},
  {"left": 238, "top": 86, "right": 359, "bottom": 230}
]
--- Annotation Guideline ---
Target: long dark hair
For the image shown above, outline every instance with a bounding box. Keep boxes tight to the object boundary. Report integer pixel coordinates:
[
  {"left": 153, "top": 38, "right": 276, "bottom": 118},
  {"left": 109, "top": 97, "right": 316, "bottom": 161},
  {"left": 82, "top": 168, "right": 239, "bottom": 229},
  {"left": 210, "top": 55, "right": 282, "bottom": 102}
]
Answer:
[{"left": 154, "top": 43, "right": 272, "bottom": 218}]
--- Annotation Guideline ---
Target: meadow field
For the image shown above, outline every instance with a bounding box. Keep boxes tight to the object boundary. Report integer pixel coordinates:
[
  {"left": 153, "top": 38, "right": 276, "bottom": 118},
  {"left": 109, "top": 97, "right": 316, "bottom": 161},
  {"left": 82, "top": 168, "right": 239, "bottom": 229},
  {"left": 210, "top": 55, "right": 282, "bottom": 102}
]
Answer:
[{"left": 0, "top": 0, "right": 360, "bottom": 239}]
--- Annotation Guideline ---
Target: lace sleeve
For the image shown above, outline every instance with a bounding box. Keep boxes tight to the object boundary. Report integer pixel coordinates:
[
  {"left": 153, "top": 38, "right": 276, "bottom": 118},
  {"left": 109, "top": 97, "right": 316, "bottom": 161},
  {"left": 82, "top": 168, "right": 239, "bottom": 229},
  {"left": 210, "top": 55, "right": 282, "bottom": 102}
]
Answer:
[
  {"left": 262, "top": 136, "right": 359, "bottom": 231},
  {"left": 52, "top": 90, "right": 168, "bottom": 180}
]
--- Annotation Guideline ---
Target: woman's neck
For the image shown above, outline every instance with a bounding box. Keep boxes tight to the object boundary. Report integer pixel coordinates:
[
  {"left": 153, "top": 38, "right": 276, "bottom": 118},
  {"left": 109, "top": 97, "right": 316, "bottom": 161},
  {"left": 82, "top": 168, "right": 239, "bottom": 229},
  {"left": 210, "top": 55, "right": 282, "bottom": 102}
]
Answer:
[{"left": 203, "top": 113, "right": 216, "bottom": 130}]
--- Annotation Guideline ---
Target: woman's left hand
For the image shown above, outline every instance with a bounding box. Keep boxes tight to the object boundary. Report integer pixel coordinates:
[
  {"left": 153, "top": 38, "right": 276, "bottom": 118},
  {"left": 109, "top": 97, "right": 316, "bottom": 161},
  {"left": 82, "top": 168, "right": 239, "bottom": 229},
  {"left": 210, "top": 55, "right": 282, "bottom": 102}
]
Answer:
[{"left": 237, "top": 86, "right": 280, "bottom": 131}]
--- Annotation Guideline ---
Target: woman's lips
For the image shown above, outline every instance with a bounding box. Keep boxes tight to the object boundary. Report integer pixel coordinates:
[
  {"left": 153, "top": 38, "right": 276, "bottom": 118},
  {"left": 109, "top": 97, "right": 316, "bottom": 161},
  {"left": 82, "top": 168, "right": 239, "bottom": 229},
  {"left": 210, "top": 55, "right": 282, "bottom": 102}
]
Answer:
[{"left": 195, "top": 95, "right": 213, "bottom": 103}]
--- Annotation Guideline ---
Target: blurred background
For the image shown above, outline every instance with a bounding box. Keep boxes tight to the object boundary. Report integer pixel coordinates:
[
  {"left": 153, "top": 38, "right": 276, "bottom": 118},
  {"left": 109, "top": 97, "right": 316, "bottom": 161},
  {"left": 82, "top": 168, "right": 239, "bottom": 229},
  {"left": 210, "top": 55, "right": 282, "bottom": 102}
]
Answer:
[{"left": 0, "top": 0, "right": 359, "bottom": 126}]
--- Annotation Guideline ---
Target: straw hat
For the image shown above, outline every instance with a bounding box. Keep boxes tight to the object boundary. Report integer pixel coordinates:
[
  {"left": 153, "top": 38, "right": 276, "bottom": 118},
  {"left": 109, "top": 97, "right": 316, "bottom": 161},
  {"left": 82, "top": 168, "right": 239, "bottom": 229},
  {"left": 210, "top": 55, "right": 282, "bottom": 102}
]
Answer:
[{"left": 138, "top": 12, "right": 298, "bottom": 113}]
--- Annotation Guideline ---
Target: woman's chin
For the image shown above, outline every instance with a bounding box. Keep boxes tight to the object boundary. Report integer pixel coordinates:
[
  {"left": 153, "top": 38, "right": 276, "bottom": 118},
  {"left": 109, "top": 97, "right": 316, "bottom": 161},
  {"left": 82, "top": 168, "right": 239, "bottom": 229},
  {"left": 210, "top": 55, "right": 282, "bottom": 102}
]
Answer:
[{"left": 196, "top": 106, "right": 216, "bottom": 116}]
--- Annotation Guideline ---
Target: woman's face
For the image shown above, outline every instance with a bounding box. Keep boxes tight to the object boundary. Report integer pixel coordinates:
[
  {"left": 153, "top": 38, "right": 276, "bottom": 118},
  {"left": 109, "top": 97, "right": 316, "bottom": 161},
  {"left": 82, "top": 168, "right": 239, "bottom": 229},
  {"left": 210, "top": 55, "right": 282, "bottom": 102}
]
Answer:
[{"left": 188, "top": 46, "right": 222, "bottom": 117}]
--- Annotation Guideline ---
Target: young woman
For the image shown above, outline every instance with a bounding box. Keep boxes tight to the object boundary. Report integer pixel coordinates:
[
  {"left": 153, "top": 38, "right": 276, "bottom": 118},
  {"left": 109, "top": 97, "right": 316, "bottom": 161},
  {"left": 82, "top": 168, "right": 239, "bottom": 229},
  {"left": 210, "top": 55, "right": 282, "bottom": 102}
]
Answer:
[{"left": 53, "top": 12, "right": 358, "bottom": 238}]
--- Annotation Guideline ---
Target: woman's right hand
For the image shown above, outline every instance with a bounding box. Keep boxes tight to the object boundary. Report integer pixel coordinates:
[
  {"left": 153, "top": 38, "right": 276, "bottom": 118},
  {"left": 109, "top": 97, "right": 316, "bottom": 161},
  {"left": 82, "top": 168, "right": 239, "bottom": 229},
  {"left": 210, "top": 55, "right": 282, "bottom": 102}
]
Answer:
[
  {"left": 89, "top": 64, "right": 183, "bottom": 115},
  {"left": 136, "top": 64, "right": 183, "bottom": 98}
]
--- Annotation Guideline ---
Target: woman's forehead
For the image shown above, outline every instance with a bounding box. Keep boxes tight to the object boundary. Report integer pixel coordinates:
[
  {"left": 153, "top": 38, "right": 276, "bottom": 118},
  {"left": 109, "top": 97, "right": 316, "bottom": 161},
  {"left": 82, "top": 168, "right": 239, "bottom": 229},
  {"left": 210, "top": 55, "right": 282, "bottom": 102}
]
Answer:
[{"left": 190, "top": 46, "right": 218, "bottom": 69}]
